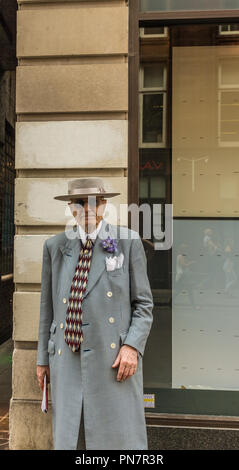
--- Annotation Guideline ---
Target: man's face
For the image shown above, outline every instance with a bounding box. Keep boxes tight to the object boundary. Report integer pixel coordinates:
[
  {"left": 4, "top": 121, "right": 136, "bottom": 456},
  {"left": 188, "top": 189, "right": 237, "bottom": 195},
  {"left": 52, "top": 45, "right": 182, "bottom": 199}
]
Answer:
[{"left": 68, "top": 196, "right": 107, "bottom": 233}]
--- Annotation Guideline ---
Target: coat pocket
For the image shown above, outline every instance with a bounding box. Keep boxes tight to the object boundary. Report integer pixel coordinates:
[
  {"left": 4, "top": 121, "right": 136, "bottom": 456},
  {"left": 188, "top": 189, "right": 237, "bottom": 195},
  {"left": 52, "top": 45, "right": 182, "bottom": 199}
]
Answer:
[
  {"left": 50, "top": 320, "right": 57, "bottom": 334},
  {"left": 48, "top": 339, "right": 55, "bottom": 355},
  {"left": 107, "top": 266, "right": 124, "bottom": 277}
]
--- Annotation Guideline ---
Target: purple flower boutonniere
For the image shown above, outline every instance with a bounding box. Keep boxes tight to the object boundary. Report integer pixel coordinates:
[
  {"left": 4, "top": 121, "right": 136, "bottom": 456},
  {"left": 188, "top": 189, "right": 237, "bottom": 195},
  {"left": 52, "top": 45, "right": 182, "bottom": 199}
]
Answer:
[{"left": 101, "top": 236, "right": 118, "bottom": 253}]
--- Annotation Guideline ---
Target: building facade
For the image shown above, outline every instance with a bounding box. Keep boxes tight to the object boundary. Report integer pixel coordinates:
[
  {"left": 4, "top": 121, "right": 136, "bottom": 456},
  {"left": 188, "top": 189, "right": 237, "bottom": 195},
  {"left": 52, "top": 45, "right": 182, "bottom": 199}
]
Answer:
[
  {"left": 9, "top": 0, "right": 239, "bottom": 449},
  {"left": 0, "top": 0, "right": 16, "bottom": 345}
]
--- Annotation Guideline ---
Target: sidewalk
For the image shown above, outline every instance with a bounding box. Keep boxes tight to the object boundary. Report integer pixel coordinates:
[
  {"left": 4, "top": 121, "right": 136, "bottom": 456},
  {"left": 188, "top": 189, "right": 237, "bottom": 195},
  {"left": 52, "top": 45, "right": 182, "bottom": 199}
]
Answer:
[{"left": 0, "top": 338, "right": 13, "bottom": 450}]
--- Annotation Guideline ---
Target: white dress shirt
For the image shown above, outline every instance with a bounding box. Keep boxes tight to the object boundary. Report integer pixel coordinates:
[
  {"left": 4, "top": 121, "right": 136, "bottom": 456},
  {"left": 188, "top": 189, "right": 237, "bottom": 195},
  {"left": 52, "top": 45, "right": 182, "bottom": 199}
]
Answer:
[{"left": 77, "top": 219, "right": 103, "bottom": 245}]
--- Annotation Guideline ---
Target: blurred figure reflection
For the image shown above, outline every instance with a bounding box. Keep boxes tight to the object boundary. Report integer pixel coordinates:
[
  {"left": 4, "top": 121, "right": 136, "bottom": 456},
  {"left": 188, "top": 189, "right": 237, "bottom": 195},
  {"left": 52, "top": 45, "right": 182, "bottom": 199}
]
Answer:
[
  {"left": 173, "top": 243, "right": 199, "bottom": 310},
  {"left": 223, "top": 240, "right": 237, "bottom": 297},
  {"left": 199, "top": 228, "right": 221, "bottom": 290}
]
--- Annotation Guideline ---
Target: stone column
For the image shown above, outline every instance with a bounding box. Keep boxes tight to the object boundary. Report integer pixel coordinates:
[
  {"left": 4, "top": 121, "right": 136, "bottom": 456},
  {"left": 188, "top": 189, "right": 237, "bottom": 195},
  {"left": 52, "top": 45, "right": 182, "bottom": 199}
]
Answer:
[{"left": 9, "top": 0, "right": 128, "bottom": 449}]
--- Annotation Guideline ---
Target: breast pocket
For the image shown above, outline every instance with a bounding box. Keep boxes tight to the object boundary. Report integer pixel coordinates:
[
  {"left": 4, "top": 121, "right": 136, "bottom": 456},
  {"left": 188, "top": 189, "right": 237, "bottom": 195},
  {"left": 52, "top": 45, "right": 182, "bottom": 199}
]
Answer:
[{"left": 107, "top": 266, "right": 124, "bottom": 277}]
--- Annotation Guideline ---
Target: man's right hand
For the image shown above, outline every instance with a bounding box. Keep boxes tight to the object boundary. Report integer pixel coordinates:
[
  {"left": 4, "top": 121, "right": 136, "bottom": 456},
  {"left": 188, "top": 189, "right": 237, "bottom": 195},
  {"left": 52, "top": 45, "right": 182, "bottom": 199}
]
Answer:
[{"left": 37, "top": 365, "right": 50, "bottom": 392}]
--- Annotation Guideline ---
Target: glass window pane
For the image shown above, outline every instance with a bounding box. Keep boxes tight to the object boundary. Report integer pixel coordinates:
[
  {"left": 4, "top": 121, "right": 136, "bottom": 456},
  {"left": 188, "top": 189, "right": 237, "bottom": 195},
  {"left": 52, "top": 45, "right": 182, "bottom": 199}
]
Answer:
[
  {"left": 172, "top": 219, "right": 239, "bottom": 392},
  {"left": 142, "top": 93, "right": 164, "bottom": 143},
  {"left": 139, "top": 23, "right": 239, "bottom": 416},
  {"left": 220, "top": 94, "right": 239, "bottom": 142},
  {"left": 139, "top": 0, "right": 238, "bottom": 11},
  {"left": 140, "top": 0, "right": 239, "bottom": 12},
  {"left": 144, "top": 27, "right": 166, "bottom": 35},
  {"left": 220, "top": 24, "right": 239, "bottom": 32},
  {"left": 144, "top": 64, "right": 164, "bottom": 88},
  {"left": 220, "top": 25, "right": 229, "bottom": 31},
  {"left": 140, "top": 177, "right": 149, "bottom": 198},
  {"left": 150, "top": 176, "right": 166, "bottom": 198}
]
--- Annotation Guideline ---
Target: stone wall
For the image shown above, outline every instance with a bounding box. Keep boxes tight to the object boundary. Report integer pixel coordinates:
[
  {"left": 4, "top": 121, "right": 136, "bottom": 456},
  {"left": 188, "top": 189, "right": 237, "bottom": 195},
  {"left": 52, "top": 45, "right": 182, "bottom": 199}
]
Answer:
[{"left": 9, "top": 0, "right": 128, "bottom": 449}]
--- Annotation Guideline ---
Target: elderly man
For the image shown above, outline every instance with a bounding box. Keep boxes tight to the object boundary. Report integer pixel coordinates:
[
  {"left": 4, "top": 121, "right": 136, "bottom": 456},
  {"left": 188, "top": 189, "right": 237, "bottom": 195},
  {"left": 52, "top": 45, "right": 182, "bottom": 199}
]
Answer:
[{"left": 36, "top": 177, "right": 154, "bottom": 450}]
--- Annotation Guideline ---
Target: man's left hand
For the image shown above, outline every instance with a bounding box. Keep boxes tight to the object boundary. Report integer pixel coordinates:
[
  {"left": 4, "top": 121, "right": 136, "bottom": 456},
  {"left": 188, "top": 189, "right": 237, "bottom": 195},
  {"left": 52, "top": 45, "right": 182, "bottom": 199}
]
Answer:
[{"left": 112, "top": 345, "right": 138, "bottom": 382}]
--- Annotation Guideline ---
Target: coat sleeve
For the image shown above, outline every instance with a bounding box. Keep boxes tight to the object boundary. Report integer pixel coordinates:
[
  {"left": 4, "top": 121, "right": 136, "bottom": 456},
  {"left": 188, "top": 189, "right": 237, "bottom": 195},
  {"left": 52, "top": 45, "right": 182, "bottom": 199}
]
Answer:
[
  {"left": 37, "top": 239, "right": 53, "bottom": 366},
  {"left": 122, "top": 236, "right": 154, "bottom": 357}
]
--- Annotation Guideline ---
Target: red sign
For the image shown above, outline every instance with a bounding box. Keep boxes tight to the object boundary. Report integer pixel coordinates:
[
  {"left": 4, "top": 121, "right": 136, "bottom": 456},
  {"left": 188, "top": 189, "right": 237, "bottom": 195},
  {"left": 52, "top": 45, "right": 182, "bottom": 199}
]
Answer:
[{"left": 139, "top": 160, "right": 163, "bottom": 171}]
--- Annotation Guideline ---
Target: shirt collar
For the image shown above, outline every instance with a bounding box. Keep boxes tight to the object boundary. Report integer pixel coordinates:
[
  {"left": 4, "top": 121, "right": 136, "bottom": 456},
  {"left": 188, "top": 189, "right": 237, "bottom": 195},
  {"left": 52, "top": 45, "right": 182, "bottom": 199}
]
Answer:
[{"left": 77, "top": 219, "right": 103, "bottom": 246}]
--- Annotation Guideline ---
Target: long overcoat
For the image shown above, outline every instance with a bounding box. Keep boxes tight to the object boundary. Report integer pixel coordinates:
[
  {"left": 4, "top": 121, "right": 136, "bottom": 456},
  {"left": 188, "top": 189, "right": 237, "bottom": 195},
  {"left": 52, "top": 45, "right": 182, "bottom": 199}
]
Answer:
[{"left": 37, "top": 218, "right": 154, "bottom": 450}]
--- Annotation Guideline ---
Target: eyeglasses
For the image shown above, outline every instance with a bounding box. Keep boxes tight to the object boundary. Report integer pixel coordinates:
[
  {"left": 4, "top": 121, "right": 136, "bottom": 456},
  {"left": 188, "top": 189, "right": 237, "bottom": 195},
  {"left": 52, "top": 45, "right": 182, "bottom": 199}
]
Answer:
[{"left": 69, "top": 198, "right": 105, "bottom": 207}]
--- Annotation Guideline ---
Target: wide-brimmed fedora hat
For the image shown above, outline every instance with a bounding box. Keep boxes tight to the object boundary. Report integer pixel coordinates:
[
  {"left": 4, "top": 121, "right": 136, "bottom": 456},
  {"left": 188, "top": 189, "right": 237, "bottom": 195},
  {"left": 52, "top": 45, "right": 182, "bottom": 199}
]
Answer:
[{"left": 54, "top": 177, "right": 120, "bottom": 201}]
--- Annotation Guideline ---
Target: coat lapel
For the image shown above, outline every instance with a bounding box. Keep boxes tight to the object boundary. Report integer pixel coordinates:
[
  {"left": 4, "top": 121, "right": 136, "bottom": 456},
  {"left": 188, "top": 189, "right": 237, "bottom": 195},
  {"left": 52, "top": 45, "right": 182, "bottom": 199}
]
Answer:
[
  {"left": 59, "top": 218, "right": 119, "bottom": 299},
  {"left": 84, "top": 219, "right": 118, "bottom": 298},
  {"left": 59, "top": 230, "right": 82, "bottom": 286}
]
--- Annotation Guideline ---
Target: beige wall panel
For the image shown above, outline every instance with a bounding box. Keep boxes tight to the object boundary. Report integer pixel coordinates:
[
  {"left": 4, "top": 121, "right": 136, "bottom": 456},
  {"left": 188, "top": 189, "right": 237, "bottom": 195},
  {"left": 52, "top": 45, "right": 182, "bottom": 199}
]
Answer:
[
  {"left": 12, "top": 349, "right": 46, "bottom": 400},
  {"left": 15, "top": 176, "right": 128, "bottom": 225},
  {"left": 172, "top": 45, "right": 239, "bottom": 217},
  {"left": 16, "top": 64, "right": 128, "bottom": 114},
  {"left": 173, "top": 173, "right": 239, "bottom": 217},
  {"left": 9, "top": 399, "right": 53, "bottom": 450},
  {"left": 17, "top": 7, "right": 128, "bottom": 57},
  {"left": 16, "top": 120, "right": 128, "bottom": 169},
  {"left": 14, "top": 234, "right": 50, "bottom": 284},
  {"left": 13, "top": 292, "right": 40, "bottom": 341},
  {"left": 13, "top": 0, "right": 128, "bottom": 453}
]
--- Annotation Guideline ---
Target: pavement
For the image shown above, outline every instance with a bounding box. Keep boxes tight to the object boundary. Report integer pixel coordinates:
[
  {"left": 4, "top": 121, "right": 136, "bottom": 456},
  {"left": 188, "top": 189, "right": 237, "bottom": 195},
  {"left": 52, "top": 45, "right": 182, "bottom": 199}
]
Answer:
[{"left": 0, "top": 338, "right": 13, "bottom": 450}]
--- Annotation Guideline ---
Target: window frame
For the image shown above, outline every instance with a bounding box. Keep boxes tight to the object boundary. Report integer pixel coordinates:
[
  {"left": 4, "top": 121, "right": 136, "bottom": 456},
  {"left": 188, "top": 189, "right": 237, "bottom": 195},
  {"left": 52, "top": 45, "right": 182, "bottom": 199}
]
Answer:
[{"left": 140, "top": 26, "right": 169, "bottom": 37}]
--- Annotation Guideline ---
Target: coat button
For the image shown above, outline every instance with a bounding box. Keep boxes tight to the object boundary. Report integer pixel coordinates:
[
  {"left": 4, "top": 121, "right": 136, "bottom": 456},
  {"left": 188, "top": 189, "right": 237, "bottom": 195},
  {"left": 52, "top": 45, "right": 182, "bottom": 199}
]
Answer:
[
  {"left": 60, "top": 323, "right": 64, "bottom": 329},
  {"left": 58, "top": 349, "right": 62, "bottom": 355},
  {"left": 110, "top": 343, "right": 116, "bottom": 349},
  {"left": 109, "top": 317, "right": 115, "bottom": 323},
  {"left": 63, "top": 298, "right": 67, "bottom": 304},
  {"left": 107, "top": 291, "right": 113, "bottom": 297}
]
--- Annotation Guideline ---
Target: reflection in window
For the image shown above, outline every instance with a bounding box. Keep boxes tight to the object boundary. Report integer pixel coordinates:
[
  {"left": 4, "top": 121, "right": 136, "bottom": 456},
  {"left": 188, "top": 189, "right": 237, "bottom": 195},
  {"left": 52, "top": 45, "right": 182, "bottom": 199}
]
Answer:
[
  {"left": 139, "top": 64, "right": 167, "bottom": 147},
  {"left": 140, "top": 0, "right": 239, "bottom": 12},
  {"left": 142, "top": 94, "right": 164, "bottom": 144},
  {"left": 139, "top": 22, "right": 239, "bottom": 416},
  {"left": 151, "top": 176, "right": 166, "bottom": 198},
  {"left": 218, "top": 59, "right": 239, "bottom": 146},
  {"left": 172, "top": 219, "right": 239, "bottom": 391},
  {"left": 172, "top": 46, "right": 239, "bottom": 216},
  {"left": 139, "top": 175, "right": 166, "bottom": 199},
  {"left": 139, "top": 176, "right": 149, "bottom": 198},
  {"left": 144, "top": 64, "right": 165, "bottom": 88},
  {"left": 219, "top": 24, "right": 239, "bottom": 35},
  {"left": 140, "top": 27, "right": 168, "bottom": 38}
]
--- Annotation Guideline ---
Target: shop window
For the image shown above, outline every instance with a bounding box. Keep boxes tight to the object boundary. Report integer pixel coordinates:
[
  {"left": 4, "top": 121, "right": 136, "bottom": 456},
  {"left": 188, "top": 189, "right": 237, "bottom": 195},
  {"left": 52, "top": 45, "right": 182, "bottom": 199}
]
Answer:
[
  {"left": 138, "top": 22, "right": 239, "bottom": 416},
  {"left": 140, "top": 0, "right": 239, "bottom": 12}
]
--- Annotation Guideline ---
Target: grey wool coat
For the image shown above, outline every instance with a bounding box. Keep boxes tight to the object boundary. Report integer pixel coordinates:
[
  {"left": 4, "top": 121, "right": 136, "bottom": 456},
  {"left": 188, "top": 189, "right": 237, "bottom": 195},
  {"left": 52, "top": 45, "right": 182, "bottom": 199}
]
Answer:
[{"left": 37, "top": 218, "right": 154, "bottom": 450}]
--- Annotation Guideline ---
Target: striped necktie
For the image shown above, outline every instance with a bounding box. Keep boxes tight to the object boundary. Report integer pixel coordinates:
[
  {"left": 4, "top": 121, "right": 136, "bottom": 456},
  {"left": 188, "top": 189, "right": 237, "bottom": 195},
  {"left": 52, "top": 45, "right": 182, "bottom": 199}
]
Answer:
[{"left": 64, "top": 236, "right": 93, "bottom": 352}]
